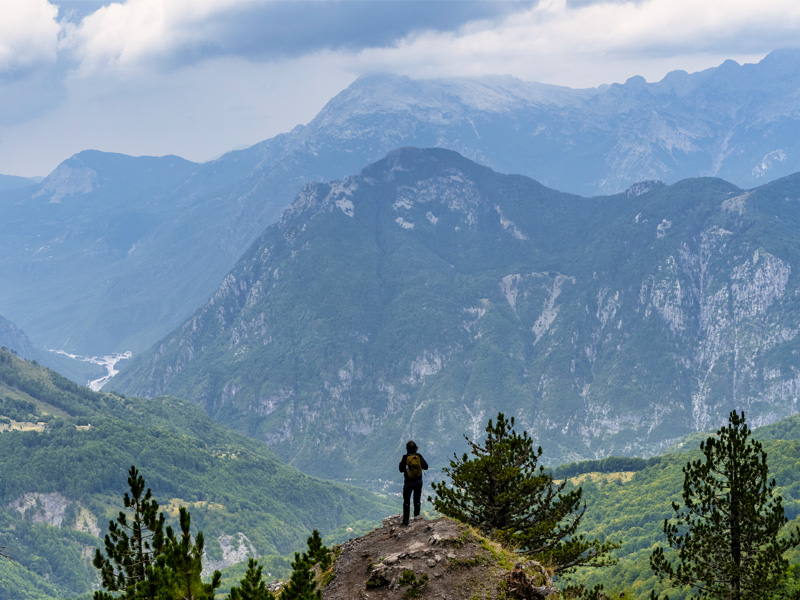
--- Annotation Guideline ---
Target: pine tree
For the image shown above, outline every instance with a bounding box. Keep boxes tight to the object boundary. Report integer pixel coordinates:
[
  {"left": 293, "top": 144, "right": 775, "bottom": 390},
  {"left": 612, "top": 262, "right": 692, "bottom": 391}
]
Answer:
[
  {"left": 305, "top": 530, "right": 332, "bottom": 571},
  {"left": 227, "top": 558, "right": 276, "bottom": 600},
  {"left": 92, "top": 466, "right": 220, "bottom": 600},
  {"left": 93, "top": 466, "right": 166, "bottom": 598},
  {"left": 157, "top": 507, "right": 221, "bottom": 600},
  {"left": 431, "top": 413, "right": 616, "bottom": 573},
  {"left": 650, "top": 410, "right": 800, "bottom": 600},
  {"left": 279, "top": 551, "right": 321, "bottom": 600}
]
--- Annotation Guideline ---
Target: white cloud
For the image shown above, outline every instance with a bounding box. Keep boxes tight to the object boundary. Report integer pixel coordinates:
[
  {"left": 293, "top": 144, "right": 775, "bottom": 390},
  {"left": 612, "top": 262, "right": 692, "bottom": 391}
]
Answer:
[
  {"left": 64, "top": 0, "right": 247, "bottom": 72},
  {"left": 54, "top": 0, "right": 800, "bottom": 83},
  {"left": 0, "top": 0, "right": 60, "bottom": 71},
  {"left": 343, "top": 0, "right": 800, "bottom": 86}
]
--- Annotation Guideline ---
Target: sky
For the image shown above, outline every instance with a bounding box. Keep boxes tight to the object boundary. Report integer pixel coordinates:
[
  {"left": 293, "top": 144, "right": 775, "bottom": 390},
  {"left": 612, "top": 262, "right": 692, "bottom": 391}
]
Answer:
[{"left": 2, "top": 0, "right": 799, "bottom": 178}]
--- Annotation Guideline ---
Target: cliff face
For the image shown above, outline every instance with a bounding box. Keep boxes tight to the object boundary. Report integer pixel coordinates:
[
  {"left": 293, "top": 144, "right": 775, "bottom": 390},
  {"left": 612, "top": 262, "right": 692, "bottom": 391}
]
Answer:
[
  {"left": 0, "top": 313, "right": 38, "bottom": 359},
  {"left": 114, "top": 149, "right": 800, "bottom": 486}
]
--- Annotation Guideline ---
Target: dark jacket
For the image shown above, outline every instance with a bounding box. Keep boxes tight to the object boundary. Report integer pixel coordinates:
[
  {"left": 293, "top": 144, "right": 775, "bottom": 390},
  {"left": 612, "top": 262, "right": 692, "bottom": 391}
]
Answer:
[{"left": 399, "top": 453, "right": 429, "bottom": 482}]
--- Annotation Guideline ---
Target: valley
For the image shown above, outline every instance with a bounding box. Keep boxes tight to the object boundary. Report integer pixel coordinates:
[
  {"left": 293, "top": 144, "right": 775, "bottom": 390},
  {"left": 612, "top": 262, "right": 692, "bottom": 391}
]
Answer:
[
  {"left": 2, "top": 47, "right": 800, "bottom": 600},
  {"left": 47, "top": 349, "right": 132, "bottom": 391}
]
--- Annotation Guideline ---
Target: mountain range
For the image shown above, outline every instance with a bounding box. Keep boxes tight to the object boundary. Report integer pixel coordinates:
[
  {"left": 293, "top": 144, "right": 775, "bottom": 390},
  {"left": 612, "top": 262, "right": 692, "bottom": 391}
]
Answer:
[
  {"left": 4, "top": 47, "right": 800, "bottom": 600},
  {"left": 111, "top": 146, "right": 800, "bottom": 486},
  {"left": 3, "top": 50, "right": 800, "bottom": 363}
]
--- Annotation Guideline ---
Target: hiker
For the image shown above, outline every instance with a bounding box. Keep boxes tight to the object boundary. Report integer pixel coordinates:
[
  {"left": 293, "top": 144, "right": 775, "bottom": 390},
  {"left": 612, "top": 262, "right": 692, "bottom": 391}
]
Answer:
[{"left": 399, "top": 440, "right": 428, "bottom": 526}]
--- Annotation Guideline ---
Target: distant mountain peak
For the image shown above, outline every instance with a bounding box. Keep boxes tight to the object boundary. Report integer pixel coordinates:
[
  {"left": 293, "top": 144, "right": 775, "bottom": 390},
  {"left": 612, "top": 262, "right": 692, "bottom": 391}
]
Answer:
[
  {"left": 625, "top": 180, "right": 665, "bottom": 197},
  {"left": 32, "top": 155, "right": 98, "bottom": 203}
]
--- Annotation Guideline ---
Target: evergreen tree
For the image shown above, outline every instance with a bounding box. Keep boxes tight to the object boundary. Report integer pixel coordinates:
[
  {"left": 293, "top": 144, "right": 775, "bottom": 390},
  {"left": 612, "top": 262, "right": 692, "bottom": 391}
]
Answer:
[
  {"left": 279, "top": 551, "right": 321, "bottom": 600},
  {"left": 93, "top": 466, "right": 166, "bottom": 598},
  {"left": 93, "top": 466, "right": 220, "bottom": 600},
  {"left": 157, "top": 507, "right": 221, "bottom": 600},
  {"left": 305, "top": 530, "right": 332, "bottom": 571},
  {"left": 227, "top": 558, "right": 275, "bottom": 600},
  {"left": 650, "top": 410, "right": 800, "bottom": 600},
  {"left": 431, "top": 413, "right": 615, "bottom": 573}
]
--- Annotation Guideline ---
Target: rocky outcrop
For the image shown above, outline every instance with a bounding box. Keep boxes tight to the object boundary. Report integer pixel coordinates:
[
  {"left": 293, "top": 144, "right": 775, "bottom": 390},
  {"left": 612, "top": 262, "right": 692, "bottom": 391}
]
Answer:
[
  {"left": 322, "top": 515, "right": 556, "bottom": 600},
  {"left": 202, "top": 533, "right": 258, "bottom": 576},
  {"left": 9, "top": 492, "right": 72, "bottom": 527}
]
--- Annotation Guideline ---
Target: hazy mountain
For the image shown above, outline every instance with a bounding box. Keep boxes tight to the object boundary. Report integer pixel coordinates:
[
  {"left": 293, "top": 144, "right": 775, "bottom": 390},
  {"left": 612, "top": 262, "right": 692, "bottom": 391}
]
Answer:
[
  {"left": 0, "top": 313, "right": 38, "bottom": 359},
  {"left": 112, "top": 147, "right": 800, "bottom": 486},
  {"left": 0, "top": 348, "right": 392, "bottom": 599},
  {"left": 0, "top": 173, "right": 38, "bottom": 192},
  {"left": 0, "top": 150, "right": 252, "bottom": 356},
  {"left": 4, "top": 50, "right": 800, "bottom": 362},
  {"left": 234, "top": 48, "right": 800, "bottom": 197},
  {"left": 0, "top": 313, "right": 106, "bottom": 385}
]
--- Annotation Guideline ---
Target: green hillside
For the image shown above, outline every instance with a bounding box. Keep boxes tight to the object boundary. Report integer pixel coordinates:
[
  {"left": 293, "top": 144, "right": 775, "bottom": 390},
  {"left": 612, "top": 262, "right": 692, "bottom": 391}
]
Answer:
[
  {"left": 566, "top": 415, "right": 800, "bottom": 598},
  {"left": 0, "top": 348, "right": 393, "bottom": 599}
]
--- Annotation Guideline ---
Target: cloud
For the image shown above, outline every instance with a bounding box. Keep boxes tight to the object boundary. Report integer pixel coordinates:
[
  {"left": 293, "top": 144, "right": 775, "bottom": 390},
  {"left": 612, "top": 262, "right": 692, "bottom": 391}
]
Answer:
[
  {"left": 63, "top": 0, "right": 533, "bottom": 74},
  {"left": 3, "top": 0, "right": 800, "bottom": 177},
  {"left": 0, "top": 0, "right": 61, "bottom": 72},
  {"left": 341, "top": 0, "right": 800, "bottom": 85},
  {"left": 64, "top": 0, "right": 244, "bottom": 72},
  {"left": 0, "top": 52, "right": 355, "bottom": 176}
]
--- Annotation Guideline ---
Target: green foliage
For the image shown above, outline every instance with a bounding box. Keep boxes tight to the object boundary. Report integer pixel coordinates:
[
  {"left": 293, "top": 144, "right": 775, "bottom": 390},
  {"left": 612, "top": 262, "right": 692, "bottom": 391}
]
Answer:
[
  {"left": 279, "top": 527, "right": 338, "bottom": 600},
  {"left": 278, "top": 552, "right": 320, "bottom": 600},
  {"left": 431, "top": 413, "right": 617, "bottom": 573},
  {"left": 398, "top": 569, "right": 428, "bottom": 598},
  {"left": 93, "top": 468, "right": 220, "bottom": 600},
  {"left": 305, "top": 530, "right": 332, "bottom": 571},
  {"left": 650, "top": 411, "right": 800, "bottom": 600},
  {"left": 553, "top": 457, "right": 661, "bottom": 481},
  {"left": 156, "top": 507, "right": 221, "bottom": 600},
  {"left": 227, "top": 558, "right": 276, "bottom": 600},
  {"left": 0, "top": 396, "right": 39, "bottom": 422},
  {"left": 0, "top": 349, "right": 391, "bottom": 599},
  {"left": 92, "top": 466, "right": 166, "bottom": 594},
  {"left": 560, "top": 582, "right": 627, "bottom": 600}
]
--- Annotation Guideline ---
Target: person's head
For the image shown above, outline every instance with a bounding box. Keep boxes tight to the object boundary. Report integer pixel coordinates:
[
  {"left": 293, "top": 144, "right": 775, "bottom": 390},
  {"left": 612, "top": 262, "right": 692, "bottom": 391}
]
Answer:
[{"left": 406, "top": 440, "right": 418, "bottom": 454}]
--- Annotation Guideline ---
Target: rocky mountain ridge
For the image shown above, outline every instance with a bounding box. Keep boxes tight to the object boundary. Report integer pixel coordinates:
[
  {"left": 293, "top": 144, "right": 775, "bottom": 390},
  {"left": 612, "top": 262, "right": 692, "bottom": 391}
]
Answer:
[
  {"left": 113, "top": 147, "right": 800, "bottom": 486},
  {"left": 0, "top": 313, "right": 37, "bottom": 360},
  {"left": 4, "top": 51, "right": 800, "bottom": 361}
]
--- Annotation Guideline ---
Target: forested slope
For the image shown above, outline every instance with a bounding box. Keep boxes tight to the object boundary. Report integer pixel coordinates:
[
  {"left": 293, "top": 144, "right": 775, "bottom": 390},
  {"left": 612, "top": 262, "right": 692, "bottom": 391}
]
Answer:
[
  {"left": 0, "top": 348, "right": 392, "bottom": 599},
  {"left": 569, "top": 416, "right": 800, "bottom": 598}
]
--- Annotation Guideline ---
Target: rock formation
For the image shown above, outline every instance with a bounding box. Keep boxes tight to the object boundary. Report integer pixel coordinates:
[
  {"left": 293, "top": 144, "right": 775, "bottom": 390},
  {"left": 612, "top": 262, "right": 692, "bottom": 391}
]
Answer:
[{"left": 322, "top": 515, "right": 557, "bottom": 600}]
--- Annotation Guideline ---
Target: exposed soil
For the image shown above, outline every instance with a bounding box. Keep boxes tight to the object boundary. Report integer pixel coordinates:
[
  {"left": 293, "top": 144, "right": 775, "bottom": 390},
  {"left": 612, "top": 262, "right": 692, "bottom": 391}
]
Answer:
[{"left": 321, "top": 514, "right": 551, "bottom": 600}]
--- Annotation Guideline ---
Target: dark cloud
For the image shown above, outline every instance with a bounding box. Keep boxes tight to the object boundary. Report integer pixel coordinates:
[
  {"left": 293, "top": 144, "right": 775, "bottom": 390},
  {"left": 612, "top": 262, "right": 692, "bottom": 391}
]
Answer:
[{"left": 179, "top": 0, "right": 537, "bottom": 61}]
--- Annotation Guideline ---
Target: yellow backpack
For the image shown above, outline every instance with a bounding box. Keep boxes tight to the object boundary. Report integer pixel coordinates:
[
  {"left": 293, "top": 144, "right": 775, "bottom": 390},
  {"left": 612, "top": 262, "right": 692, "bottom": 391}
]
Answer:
[{"left": 406, "top": 454, "right": 422, "bottom": 479}]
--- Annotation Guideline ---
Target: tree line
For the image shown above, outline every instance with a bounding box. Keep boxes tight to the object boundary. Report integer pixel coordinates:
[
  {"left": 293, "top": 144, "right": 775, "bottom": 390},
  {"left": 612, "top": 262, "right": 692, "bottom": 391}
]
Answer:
[{"left": 552, "top": 456, "right": 662, "bottom": 481}]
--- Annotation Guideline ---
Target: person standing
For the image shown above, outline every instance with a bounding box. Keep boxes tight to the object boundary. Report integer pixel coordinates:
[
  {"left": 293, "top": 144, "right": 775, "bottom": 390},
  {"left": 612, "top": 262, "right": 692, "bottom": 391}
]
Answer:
[{"left": 399, "top": 440, "right": 428, "bottom": 526}]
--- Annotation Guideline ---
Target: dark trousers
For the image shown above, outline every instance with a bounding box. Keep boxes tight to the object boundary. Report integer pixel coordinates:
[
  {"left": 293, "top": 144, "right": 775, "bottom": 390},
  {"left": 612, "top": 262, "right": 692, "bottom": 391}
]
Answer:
[{"left": 402, "top": 479, "right": 423, "bottom": 524}]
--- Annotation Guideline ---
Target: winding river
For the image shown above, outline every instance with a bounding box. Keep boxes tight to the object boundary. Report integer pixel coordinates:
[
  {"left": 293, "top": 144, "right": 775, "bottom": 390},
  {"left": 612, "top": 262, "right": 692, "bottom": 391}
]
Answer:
[{"left": 48, "top": 349, "right": 132, "bottom": 391}]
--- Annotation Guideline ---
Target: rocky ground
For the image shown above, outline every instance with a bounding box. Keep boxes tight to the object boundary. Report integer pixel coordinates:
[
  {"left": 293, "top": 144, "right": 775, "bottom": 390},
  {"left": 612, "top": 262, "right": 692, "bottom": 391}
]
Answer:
[{"left": 320, "top": 514, "right": 556, "bottom": 600}]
